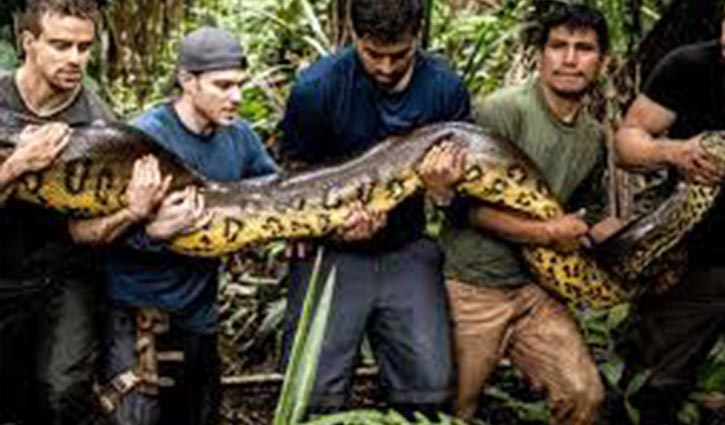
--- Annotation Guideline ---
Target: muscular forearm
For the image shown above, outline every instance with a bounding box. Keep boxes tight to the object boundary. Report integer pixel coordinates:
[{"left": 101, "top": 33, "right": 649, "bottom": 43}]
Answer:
[
  {"left": 468, "top": 204, "right": 552, "bottom": 245},
  {"left": 614, "top": 126, "right": 682, "bottom": 171},
  {"left": 0, "top": 160, "right": 24, "bottom": 206},
  {"left": 0, "top": 159, "right": 22, "bottom": 194},
  {"left": 68, "top": 208, "right": 141, "bottom": 245}
]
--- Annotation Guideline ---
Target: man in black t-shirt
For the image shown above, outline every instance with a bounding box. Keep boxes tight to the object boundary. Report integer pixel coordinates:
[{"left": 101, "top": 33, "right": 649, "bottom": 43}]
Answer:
[
  {"left": 0, "top": 1, "right": 170, "bottom": 423},
  {"left": 614, "top": 7, "right": 725, "bottom": 423}
]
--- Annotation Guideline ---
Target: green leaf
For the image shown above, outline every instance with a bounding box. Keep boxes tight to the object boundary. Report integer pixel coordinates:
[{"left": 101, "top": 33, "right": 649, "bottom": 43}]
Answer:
[
  {"left": 274, "top": 248, "right": 337, "bottom": 425},
  {"left": 606, "top": 303, "right": 631, "bottom": 329},
  {"left": 600, "top": 359, "right": 625, "bottom": 392},
  {"left": 625, "top": 369, "right": 651, "bottom": 397},
  {"left": 292, "top": 265, "right": 337, "bottom": 421},
  {"left": 623, "top": 369, "right": 652, "bottom": 425},
  {"left": 697, "top": 361, "right": 725, "bottom": 392},
  {"left": 676, "top": 401, "right": 700, "bottom": 425}
]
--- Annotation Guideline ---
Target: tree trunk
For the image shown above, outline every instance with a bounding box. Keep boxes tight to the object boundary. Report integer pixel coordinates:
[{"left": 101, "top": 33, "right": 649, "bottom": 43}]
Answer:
[
  {"left": 328, "top": 0, "right": 351, "bottom": 51},
  {"left": 102, "top": 0, "right": 190, "bottom": 113}
]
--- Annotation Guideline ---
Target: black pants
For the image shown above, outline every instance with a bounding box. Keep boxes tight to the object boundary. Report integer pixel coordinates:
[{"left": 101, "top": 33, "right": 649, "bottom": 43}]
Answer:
[
  {"left": 280, "top": 238, "right": 454, "bottom": 415},
  {"left": 623, "top": 266, "right": 725, "bottom": 424},
  {"left": 0, "top": 275, "right": 100, "bottom": 425},
  {"left": 102, "top": 308, "right": 220, "bottom": 425}
]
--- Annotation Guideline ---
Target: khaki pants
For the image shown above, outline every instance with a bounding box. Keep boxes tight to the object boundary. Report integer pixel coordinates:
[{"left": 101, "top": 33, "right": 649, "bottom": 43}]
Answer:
[{"left": 447, "top": 280, "right": 604, "bottom": 424}]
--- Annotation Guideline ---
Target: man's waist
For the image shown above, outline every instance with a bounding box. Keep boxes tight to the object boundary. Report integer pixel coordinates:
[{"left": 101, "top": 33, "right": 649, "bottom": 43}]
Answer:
[
  {"left": 0, "top": 246, "right": 95, "bottom": 280},
  {"left": 109, "top": 296, "right": 218, "bottom": 335},
  {"left": 105, "top": 261, "right": 217, "bottom": 309},
  {"left": 445, "top": 266, "right": 529, "bottom": 289}
]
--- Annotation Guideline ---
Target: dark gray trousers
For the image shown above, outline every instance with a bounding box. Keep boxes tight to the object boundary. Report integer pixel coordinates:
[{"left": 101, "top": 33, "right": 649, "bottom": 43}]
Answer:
[
  {"left": 0, "top": 275, "right": 99, "bottom": 425},
  {"left": 280, "top": 237, "right": 454, "bottom": 414},
  {"left": 624, "top": 266, "right": 725, "bottom": 424}
]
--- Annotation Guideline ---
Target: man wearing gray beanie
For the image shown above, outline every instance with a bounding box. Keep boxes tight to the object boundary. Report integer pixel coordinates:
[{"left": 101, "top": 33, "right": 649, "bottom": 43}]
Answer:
[{"left": 101, "top": 26, "right": 277, "bottom": 425}]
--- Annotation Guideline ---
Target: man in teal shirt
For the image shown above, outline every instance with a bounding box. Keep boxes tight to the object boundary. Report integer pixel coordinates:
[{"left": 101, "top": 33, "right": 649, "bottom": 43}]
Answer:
[
  {"left": 103, "top": 27, "right": 276, "bottom": 425},
  {"left": 438, "top": 4, "right": 609, "bottom": 423}
]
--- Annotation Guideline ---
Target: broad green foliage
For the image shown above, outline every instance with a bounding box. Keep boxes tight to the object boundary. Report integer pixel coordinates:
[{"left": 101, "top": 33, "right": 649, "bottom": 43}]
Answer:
[{"left": 175, "top": 0, "right": 333, "bottom": 138}]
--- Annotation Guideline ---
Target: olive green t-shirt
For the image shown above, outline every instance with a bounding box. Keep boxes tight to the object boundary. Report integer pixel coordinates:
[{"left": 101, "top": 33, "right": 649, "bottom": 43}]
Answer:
[{"left": 440, "top": 78, "right": 605, "bottom": 288}]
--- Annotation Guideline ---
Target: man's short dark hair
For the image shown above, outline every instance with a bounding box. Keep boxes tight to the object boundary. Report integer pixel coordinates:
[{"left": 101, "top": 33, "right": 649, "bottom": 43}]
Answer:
[
  {"left": 536, "top": 2, "right": 609, "bottom": 54},
  {"left": 350, "top": 0, "right": 423, "bottom": 45},
  {"left": 18, "top": 0, "right": 99, "bottom": 37}
]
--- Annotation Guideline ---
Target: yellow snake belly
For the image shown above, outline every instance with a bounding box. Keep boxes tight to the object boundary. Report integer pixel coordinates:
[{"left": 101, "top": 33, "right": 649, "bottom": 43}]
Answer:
[{"left": 5, "top": 109, "right": 716, "bottom": 308}]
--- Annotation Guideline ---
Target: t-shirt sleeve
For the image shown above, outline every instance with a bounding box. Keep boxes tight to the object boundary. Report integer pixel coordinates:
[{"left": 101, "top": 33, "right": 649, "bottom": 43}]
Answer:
[
  {"left": 443, "top": 76, "right": 473, "bottom": 122},
  {"left": 278, "top": 80, "right": 327, "bottom": 164},
  {"left": 84, "top": 87, "right": 117, "bottom": 122},
  {"left": 474, "top": 91, "right": 522, "bottom": 143},
  {"left": 642, "top": 48, "right": 692, "bottom": 114},
  {"left": 132, "top": 112, "right": 158, "bottom": 134},
  {"left": 445, "top": 90, "right": 522, "bottom": 226},
  {"left": 132, "top": 113, "right": 172, "bottom": 151},
  {"left": 240, "top": 125, "right": 278, "bottom": 178}
]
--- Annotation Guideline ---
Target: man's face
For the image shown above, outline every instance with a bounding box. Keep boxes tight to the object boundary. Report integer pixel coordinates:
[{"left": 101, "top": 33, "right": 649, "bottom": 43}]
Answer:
[
  {"left": 188, "top": 69, "right": 244, "bottom": 126},
  {"left": 354, "top": 34, "right": 417, "bottom": 92},
  {"left": 23, "top": 13, "right": 95, "bottom": 92},
  {"left": 538, "top": 26, "right": 604, "bottom": 99}
]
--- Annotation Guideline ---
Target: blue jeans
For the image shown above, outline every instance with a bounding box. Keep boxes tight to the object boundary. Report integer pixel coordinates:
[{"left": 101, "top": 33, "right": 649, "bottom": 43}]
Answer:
[
  {"left": 280, "top": 237, "right": 453, "bottom": 412},
  {"left": 102, "top": 308, "right": 220, "bottom": 425}
]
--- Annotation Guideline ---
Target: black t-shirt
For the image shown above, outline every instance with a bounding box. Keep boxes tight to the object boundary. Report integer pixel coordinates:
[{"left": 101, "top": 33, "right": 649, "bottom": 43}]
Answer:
[
  {"left": 0, "top": 74, "right": 114, "bottom": 285},
  {"left": 643, "top": 40, "right": 725, "bottom": 268}
]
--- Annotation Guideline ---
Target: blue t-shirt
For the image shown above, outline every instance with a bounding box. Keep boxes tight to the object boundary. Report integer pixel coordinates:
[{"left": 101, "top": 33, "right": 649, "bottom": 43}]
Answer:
[
  {"left": 279, "top": 47, "right": 471, "bottom": 249},
  {"left": 105, "top": 104, "right": 277, "bottom": 334}
]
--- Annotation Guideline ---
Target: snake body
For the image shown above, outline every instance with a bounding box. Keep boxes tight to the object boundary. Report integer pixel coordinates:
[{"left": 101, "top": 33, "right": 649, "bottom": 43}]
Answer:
[
  {"left": 2, "top": 108, "right": 722, "bottom": 308},
  {"left": 596, "top": 132, "right": 725, "bottom": 281}
]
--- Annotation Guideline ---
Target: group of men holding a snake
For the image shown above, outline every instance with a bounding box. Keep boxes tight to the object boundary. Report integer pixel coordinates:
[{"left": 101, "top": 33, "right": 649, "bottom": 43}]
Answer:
[{"left": 0, "top": 0, "right": 722, "bottom": 424}]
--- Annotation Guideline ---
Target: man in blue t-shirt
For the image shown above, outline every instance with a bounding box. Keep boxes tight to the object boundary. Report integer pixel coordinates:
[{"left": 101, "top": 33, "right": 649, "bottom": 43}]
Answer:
[
  {"left": 103, "top": 27, "right": 276, "bottom": 425},
  {"left": 278, "top": 0, "right": 471, "bottom": 417}
]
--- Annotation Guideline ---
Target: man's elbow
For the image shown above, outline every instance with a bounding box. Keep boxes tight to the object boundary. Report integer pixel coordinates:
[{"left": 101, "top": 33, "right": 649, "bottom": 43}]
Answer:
[
  {"left": 612, "top": 126, "right": 639, "bottom": 170},
  {"left": 67, "top": 220, "right": 109, "bottom": 245},
  {"left": 68, "top": 221, "right": 90, "bottom": 244}
]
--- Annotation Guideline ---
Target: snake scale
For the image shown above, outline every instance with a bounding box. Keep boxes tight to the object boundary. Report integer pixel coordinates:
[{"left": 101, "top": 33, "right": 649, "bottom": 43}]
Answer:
[{"left": 1, "top": 108, "right": 722, "bottom": 308}]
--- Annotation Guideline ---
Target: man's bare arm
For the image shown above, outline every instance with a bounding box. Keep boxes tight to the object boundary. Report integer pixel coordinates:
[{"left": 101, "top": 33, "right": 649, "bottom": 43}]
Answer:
[
  {"left": 69, "top": 155, "right": 171, "bottom": 244},
  {"left": 615, "top": 94, "right": 723, "bottom": 182},
  {"left": 468, "top": 203, "right": 589, "bottom": 248},
  {"left": 615, "top": 94, "right": 679, "bottom": 169},
  {"left": 0, "top": 160, "right": 23, "bottom": 194},
  {"left": 0, "top": 123, "right": 71, "bottom": 194},
  {"left": 69, "top": 209, "right": 141, "bottom": 245}
]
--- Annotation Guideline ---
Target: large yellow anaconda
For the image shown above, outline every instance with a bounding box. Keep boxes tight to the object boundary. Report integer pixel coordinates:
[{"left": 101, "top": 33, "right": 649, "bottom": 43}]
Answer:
[
  {"left": 596, "top": 132, "right": 725, "bottom": 281},
  {"left": 1, "top": 109, "right": 721, "bottom": 308}
]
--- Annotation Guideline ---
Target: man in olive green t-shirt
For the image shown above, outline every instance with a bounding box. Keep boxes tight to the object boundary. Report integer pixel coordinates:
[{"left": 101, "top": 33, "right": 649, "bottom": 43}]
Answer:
[{"left": 436, "top": 4, "right": 610, "bottom": 423}]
